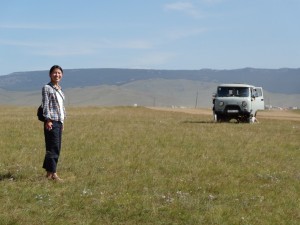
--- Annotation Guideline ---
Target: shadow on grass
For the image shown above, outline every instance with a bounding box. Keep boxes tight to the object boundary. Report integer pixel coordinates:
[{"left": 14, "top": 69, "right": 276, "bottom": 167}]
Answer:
[
  {"left": 0, "top": 172, "right": 15, "bottom": 181},
  {"left": 182, "top": 120, "right": 240, "bottom": 124},
  {"left": 182, "top": 120, "right": 215, "bottom": 124}
]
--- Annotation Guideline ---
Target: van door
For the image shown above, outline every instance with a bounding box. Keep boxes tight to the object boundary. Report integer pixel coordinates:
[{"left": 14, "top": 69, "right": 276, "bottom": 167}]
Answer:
[{"left": 252, "top": 87, "right": 265, "bottom": 111}]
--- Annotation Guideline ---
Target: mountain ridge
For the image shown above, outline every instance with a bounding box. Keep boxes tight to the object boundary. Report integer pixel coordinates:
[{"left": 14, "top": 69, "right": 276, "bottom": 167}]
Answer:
[
  {"left": 0, "top": 68, "right": 299, "bottom": 108},
  {"left": 1, "top": 67, "right": 299, "bottom": 94}
]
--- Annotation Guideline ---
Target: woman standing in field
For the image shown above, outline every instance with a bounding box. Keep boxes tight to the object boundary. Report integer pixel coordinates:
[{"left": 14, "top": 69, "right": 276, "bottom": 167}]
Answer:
[{"left": 42, "top": 65, "right": 66, "bottom": 181}]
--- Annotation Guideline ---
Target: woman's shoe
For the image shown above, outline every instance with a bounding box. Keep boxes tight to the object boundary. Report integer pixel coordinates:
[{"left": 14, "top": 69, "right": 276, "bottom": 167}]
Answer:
[
  {"left": 46, "top": 172, "right": 53, "bottom": 180},
  {"left": 52, "top": 173, "right": 63, "bottom": 181}
]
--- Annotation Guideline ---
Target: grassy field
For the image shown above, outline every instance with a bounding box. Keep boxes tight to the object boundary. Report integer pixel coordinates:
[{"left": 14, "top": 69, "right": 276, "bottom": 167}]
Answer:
[{"left": 0, "top": 106, "right": 299, "bottom": 225}]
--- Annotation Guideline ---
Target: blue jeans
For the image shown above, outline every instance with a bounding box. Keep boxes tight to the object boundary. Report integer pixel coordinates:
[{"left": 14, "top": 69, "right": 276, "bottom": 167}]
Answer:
[{"left": 43, "top": 121, "right": 63, "bottom": 173}]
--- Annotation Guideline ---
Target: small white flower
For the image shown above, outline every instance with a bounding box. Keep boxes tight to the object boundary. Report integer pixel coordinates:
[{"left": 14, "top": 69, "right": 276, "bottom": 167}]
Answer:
[
  {"left": 208, "top": 194, "right": 216, "bottom": 200},
  {"left": 81, "top": 188, "right": 93, "bottom": 196}
]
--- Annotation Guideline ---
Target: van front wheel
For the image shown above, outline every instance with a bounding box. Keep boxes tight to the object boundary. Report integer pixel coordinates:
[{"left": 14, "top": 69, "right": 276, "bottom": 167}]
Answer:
[{"left": 213, "top": 112, "right": 218, "bottom": 122}]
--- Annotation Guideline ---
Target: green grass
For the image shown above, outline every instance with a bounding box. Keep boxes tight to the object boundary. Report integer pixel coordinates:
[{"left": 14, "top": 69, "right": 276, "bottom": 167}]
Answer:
[{"left": 0, "top": 106, "right": 299, "bottom": 225}]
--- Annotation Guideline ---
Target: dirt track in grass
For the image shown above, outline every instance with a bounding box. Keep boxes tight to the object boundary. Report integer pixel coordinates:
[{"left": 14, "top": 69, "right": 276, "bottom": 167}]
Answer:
[{"left": 148, "top": 107, "right": 300, "bottom": 122}]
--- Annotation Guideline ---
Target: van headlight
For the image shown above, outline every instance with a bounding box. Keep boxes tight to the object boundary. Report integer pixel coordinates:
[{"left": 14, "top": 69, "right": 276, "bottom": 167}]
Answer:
[
  {"left": 242, "top": 101, "right": 247, "bottom": 107},
  {"left": 219, "top": 101, "right": 224, "bottom": 106}
]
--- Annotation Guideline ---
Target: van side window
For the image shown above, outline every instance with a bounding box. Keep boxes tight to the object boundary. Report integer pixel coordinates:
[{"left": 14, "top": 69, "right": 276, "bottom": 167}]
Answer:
[{"left": 253, "top": 88, "right": 262, "bottom": 97}]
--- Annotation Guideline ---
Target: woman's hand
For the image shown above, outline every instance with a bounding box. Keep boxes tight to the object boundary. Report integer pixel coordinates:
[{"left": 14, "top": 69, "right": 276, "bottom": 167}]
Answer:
[{"left": 45, "top": 120, "right": 53, "bottom": 131}]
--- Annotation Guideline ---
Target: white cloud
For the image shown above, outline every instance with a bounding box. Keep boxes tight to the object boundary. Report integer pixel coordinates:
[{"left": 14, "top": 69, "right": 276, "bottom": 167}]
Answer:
[
  {"left": 35, "top": 47, "right": 95, "bottom": 57},
  {"left": 33, "top": 41, "right": 152, "bottom": 57},
  {"left": 166, "top": 28, "right": 207, "bottom": 40},
  {"left": 164, "top": 2, "right": 203, "bottom": 18},
  {"left": 0, "top": 37, "right": 154, "bottom": 57},
  {"left": 131, "top": 52, "right": 177, "bottom": 68},
  {"left": 0, "top": 39, "right": 45, "bottom": 48},
  {"left": 0, "top": 22, "right": 87, "bottom": 30},
  {"left": 104, "top": 39, "right": 153, "bottom": 49},
  {"left": 200, "top": 0, "right": 224, "bottom": 3},
  {"left": 0, "top": 23, "right": 47, "bottom": 29}
]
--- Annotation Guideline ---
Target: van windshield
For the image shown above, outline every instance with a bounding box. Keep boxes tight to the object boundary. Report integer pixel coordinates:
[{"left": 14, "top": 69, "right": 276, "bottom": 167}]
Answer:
[{"left": 217, "top": 87, "right": 249, "bottom": 97}]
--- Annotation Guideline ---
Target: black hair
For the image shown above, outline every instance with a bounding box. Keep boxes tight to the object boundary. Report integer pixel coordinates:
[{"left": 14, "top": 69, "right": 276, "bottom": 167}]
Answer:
[{"left": 49, "top": 65, "right": 63, "bottom": 75}]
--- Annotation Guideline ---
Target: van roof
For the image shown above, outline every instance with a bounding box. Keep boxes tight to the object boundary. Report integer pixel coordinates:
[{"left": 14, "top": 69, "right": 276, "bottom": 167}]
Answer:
[{"left": 218, "top": 83, "right": 255, "bottom": 88}]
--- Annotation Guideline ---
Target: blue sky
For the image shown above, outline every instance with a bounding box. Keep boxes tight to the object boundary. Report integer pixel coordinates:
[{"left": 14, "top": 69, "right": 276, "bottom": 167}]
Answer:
[{"left": 1, "top": 0, "right": 299, "bottom": 75}]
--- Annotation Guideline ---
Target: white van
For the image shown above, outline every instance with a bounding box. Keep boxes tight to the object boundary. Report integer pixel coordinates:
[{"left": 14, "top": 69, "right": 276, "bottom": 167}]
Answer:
[{"left": 212, "top": 84, "right": 264, "bottom": 123}]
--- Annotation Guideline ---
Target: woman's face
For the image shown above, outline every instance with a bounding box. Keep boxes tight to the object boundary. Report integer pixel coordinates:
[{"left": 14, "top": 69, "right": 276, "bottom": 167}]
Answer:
[{"left": 50, "top": 68, "right": 63, "bottom": 84}]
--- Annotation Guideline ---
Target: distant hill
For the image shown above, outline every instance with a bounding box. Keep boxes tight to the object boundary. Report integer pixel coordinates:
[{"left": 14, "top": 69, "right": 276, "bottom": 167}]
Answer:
[
  {"left": 0, "top": 68, "right": 299, "bottom": 108},
  {"left": 1, "top": 68, "right": 300, "bottom": 93}
]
